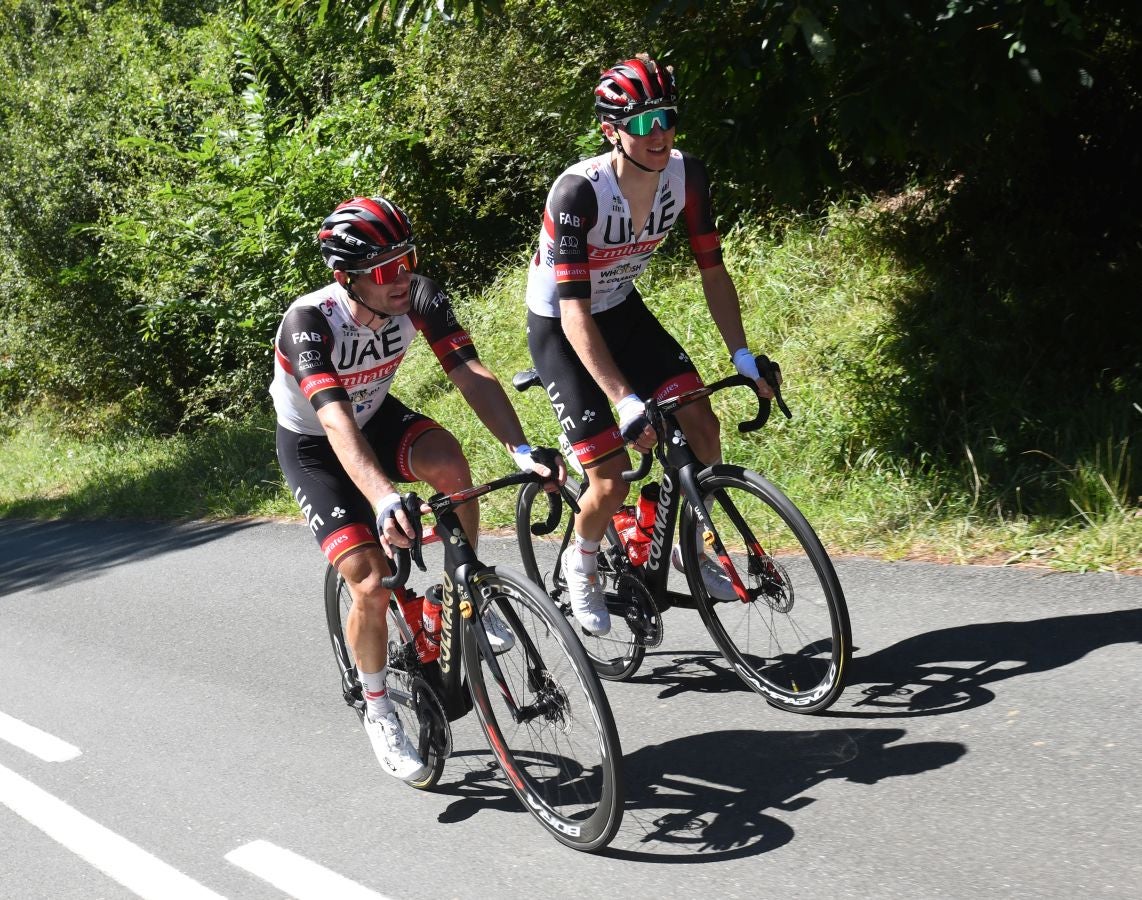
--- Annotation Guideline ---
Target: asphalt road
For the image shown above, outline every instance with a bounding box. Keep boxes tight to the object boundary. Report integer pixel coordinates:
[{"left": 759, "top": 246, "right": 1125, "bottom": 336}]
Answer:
[{"left": 1, "top": 518, "right": 1139, "bottom": 899}]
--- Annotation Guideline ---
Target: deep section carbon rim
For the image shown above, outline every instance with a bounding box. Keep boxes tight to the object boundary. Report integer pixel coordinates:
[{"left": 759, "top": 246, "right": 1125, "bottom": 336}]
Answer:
[
  {"left": 462, "top": 566, "right": 624, "bottom": 851},
  {"left": 682, "top": 466, "right": 851, "bottom": 713}
]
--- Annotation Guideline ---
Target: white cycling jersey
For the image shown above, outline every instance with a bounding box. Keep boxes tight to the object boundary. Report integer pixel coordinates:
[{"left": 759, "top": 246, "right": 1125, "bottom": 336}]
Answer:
[
  {"left": 270, "top": 275, "right": 476, "bottom": 436},
  {"left": 525, "top": 148, "right": 723, "bottom": 317}
]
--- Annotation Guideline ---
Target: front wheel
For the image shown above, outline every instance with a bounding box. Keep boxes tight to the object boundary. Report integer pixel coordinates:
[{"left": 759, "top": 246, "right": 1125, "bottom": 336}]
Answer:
[
  {"left": 680, "top": 466, "right": 852, "bottom": 714},
  {"left": 323, "top": 565, "right": 449, "bottom": 789},
  {"left": 461, "top": 565, "right": 624, "bottom": 852}
]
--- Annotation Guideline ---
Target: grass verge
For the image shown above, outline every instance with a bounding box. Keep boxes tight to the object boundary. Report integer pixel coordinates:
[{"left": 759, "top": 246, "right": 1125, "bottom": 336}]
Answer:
[{"left": 2, "top": 204, "right": 1138, "bottom": 573}]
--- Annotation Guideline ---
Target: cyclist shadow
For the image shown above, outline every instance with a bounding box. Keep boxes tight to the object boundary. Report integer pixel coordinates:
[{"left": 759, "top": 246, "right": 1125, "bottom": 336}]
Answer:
[
  {"left": 428, "top": 727, "right": 963, "bottom": 863},
  {"left": 430, "top": 748, "right": 533, "bottom": 824},
  {"left": 607, "top": 726, "right": 964, "bottom": 862},
  {"left": 833, "top": 608, "right": 1142, "bottom": 718}
]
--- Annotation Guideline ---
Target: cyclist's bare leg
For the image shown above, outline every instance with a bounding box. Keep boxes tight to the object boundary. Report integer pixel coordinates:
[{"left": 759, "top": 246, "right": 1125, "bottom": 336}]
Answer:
[
  {"left": 574, "top": 450, "right": 635, "bottom": 542},
  {"left": 406, "top": 428, "right": 480, "bottom": 548},
  {"left": 672, "top": 394, "right": 722, "bottom": 466},
  {"left": 341, "top": 545, "right": 395, "bottom": 675}
]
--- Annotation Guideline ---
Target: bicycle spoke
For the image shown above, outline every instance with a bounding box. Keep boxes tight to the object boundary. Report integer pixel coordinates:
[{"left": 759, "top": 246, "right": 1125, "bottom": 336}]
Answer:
[
  {"left": 687, "top": 467, "right": 850, "bottom": 713},
  {"left": 464, "top": 568, "right": 623, "bottom": 851}
]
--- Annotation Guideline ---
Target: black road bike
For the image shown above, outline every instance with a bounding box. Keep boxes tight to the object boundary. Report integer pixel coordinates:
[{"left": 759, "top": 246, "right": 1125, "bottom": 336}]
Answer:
[
  {"left": 324, "top": 470, "right": 624, "bottom": 852},
  {"left": 514, "top": 358, "right": 852, "bottom": 714}
]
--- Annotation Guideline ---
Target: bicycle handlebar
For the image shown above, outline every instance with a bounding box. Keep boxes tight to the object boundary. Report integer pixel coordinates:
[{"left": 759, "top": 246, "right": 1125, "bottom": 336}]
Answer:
[
  {"left": 380, "top": 493, "right": 425, "bottom": 589},
  {"left": 620, "top": 353, "right": 791, "bottom": 482},
  {"left": 531, "top": 485, "right": 568, "bottom": 536},
  {"left": 380, "top": 468, "right": 572, "bottom": 589}
]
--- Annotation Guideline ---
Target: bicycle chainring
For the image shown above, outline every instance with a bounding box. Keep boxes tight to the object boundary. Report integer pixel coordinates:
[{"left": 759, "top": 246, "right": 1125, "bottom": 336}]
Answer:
[
  {"left": 409, "top": 674, "right": 452, "bottom": 762},
  {"left": 614, "top": 571, "right": 663, "bottom": 649}
]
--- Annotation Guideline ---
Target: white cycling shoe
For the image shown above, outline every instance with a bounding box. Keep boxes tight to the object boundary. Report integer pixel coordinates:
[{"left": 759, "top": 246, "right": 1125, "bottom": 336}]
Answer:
[
  {"left": 364, "top": 710, "right": 427, "bottom": 781},
  {"left": 482, "top": 605, "right": 516, "bottom": 654},
  {"left": 561, "top": 547, "right": 611, "bottom": 635},
  {"left": 671, "top": 543, "right": 737, "bottom": 602}
]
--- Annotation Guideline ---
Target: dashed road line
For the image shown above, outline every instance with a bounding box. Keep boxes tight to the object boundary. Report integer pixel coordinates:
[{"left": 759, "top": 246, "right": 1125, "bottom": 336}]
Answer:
[
  {"left": 226, "top": 839, "right": 392, "bottom": 900},
  {"left": 0, "top": 762, "right": 228, "bottom": 900},
  {"left": 0, "top": 711, "right": 81, "bottom": 762}
]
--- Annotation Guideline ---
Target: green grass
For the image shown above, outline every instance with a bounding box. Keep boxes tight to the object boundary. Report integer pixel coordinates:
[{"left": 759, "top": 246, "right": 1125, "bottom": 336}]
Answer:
[{"left": 2, "top": 204, "right": 1138, "bottom": 573}]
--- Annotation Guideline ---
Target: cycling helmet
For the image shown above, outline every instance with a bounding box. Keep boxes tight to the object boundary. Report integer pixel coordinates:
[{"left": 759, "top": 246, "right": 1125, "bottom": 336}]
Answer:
[
  {"left": 594, "top": 54, "right": 677, "bottom": 122},
  {"left": 318, "top": 196, "right": 414, "bottom": 271}
]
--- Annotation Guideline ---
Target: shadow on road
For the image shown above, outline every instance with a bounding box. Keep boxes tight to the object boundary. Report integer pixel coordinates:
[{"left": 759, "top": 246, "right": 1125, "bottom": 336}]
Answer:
[
  {"left": 832, "top": 608, "right": 1142, "bottom": 718},
  {"left": 428, "top": 727, "right": 962, "bottom": 862},
  {"left": 0, "top": 518, "right": 260, "bottom": 595}
]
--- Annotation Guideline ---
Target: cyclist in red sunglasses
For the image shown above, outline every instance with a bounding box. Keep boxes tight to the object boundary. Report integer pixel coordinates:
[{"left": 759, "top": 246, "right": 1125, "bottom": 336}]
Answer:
[
  {"left": 525, "top": 54, "right": 779, "bottom": 636},
  {"left": 272, "top": 195, "right": 564, "bottom": 781}
]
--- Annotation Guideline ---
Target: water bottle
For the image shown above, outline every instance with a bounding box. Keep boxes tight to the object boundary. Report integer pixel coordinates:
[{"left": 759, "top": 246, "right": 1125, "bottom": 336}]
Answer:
[
  {"left": 612, "top": 505, "right": 650, "bottom": 567},
  {"left": 419, "top": 584, "right": 443, "bottom": 663},
  {"left": 398, "top": 589, "right": 424, "bottom": 641},
  {"left": 636, "top": 482, "right": 659, "bottom": 531}
]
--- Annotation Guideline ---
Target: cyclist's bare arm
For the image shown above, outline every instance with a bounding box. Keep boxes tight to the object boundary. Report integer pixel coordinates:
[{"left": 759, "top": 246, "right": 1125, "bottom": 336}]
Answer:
[
  {"left": 447, "top": 359, "right": 562, "bottom": 483},
  {"left": 561, "top": 299, "right": 656, "bottom": 450},
  {"left": 559, "top": 299, "right": 637, "bottom": 405}
]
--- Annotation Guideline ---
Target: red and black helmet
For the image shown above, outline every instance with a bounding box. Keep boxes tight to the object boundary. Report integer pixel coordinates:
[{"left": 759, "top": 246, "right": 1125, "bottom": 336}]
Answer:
[
  {"left": 594, "top": 54, "right": 678, "bottom": 121},
  {"left": 317, "top": 196, "right": 414, "bottom": 271}
]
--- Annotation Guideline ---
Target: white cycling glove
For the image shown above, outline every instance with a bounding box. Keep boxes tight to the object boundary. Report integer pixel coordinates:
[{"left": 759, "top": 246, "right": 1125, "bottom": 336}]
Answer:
[
  {"left": 616, "top": 394, "right": 649, "bottom": 443},
  {"left": 511, "top": 443, "right": 540, "bottom": 474},
  {"left": 731, "top": 347, "right": 760, "bottom": 382},
  {"left": 374, "top": 492, "right": 404, "bottom": 540}
]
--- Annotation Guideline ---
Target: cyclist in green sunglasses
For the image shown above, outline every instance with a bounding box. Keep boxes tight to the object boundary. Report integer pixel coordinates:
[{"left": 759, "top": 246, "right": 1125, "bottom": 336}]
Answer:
[{"left": 523, "top": 53, "right": 780, "bottom": 635}]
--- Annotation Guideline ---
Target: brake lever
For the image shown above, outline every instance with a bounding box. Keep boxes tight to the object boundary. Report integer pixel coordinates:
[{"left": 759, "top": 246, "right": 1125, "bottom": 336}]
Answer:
[
  {"left": 757, "top": 355, "right": 792, "bottom": 420},
  {"left": 402, "top": 492, "right": 427, "bottom": 572}
]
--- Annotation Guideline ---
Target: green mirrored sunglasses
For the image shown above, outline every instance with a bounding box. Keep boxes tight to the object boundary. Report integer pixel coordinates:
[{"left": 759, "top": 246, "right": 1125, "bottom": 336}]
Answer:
[{"left": 617, "top": 107, "right": 678, "bottom": 137}]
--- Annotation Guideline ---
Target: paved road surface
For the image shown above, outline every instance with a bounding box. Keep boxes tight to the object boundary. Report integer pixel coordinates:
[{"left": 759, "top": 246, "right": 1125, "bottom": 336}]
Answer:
[{"left": 1, "top": 518, "right": 1139, "bottom": 898}]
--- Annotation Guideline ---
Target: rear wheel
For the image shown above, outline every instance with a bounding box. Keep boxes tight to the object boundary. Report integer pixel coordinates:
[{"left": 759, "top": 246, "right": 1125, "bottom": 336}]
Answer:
[
  {"left": 323, "top": 565, "right": 449, "bottom": 789},
  {"left": 516, "top": 479, "right": 647, "bottom": 680},
  {"left": 681, "top": 466, "right": 851, "bottom": 714},
  {"left": 462, "top": 565, "right": 624, "bottom": 852}
]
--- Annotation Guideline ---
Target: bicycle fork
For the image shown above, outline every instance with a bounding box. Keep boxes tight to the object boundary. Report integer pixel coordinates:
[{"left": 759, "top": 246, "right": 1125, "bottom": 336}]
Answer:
[
  {"left": 461, "top": 566, "right": 561, "bottom": 726},
  {"left": 678, "top": 466, "right": 757, "bottom": 604}
]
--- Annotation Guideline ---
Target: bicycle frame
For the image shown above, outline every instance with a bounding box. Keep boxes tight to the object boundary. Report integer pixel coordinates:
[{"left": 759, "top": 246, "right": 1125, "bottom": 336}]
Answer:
[
  {"left": 385, "top": 474, "right": 564, "bottom": 722},
  {"left": 555, "top": 382, "right": 765, "bottom": 610},
  {"left": 619, "top": 408, "right": 701, "bottom": 608}
]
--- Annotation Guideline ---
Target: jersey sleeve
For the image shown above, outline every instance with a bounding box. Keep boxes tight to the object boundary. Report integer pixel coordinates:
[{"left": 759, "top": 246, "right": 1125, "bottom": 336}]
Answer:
[
  {"left": 407, "top": 276, "right": 480, "bottom": 373},
  {"left": 546, "top": 174, "right": 598, "bottom": 302},
  {"left": 275, "top": 305, "right": 350, "bottom": 410},
  {"left": 680, "top": 152, "right": 724, "bottom": 270}
]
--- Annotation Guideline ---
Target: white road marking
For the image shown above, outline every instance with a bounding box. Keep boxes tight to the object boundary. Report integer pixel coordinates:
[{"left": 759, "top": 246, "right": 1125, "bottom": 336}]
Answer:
[
  {"left": 226, "top": 840, "right": 391, "bottom": 900},
  {"left": 0, "top": 711, "right": 81, "bottom": 761},
  {"left": 0, "top": 762, "right": 228, "bottom": 900}
]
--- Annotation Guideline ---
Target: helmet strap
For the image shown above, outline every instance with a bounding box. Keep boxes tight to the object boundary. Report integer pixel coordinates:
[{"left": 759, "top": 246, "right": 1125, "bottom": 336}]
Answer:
[
  {"left": 338, "top": 273, "right": 390, "bottom": 326},
  {"left": 613, "top": 136, "right": 664, "bottom": 174}
]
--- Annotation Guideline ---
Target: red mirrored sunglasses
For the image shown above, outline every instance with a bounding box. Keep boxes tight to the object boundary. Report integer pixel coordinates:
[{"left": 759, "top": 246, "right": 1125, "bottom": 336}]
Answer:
[{"left": 349, "top": 246, "right": 418, "bottom": 285}]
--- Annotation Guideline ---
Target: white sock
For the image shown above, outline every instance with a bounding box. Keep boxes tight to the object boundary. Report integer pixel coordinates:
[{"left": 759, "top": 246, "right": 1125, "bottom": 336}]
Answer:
[
  {"left": 359, "top": 666, "right": 394, "bottom": 721},
  {"left": 569, "top": 535, "right": 600, "bottom": 575}
]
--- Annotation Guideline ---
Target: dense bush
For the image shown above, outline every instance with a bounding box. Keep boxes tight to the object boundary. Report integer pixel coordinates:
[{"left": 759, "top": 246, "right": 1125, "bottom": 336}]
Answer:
[{"left": 0, "top": 0, "right": 1137, "bottom": 514}]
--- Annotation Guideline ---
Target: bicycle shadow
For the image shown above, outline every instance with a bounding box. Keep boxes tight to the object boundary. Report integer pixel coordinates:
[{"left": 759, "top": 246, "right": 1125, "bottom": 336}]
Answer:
[
  {"left": 0, "top": 518, "right": 261, "bottom": 595},
  {"left": 430, "top": 726, "right": 963, "bottom": 862},
  {"left": 625, "top": 649, "right": 763, "bottom": 698},
  {"left": 832, "top": 608, "right": 1142, "bottom": 718}
]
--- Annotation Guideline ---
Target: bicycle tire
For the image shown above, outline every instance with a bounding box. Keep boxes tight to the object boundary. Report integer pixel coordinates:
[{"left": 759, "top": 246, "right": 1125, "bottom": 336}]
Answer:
[
  {"left": 461, "top": 565, "right": 625, "bottom": 852},
  {"left": 516, "top": 479, "right": 646, "bottom": 680},
  {"left": 323, "top": 565, "right": 448, "bottom": 789},
  {"left": 680, "top": 465, "right": 852, "bottom": 714}
]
